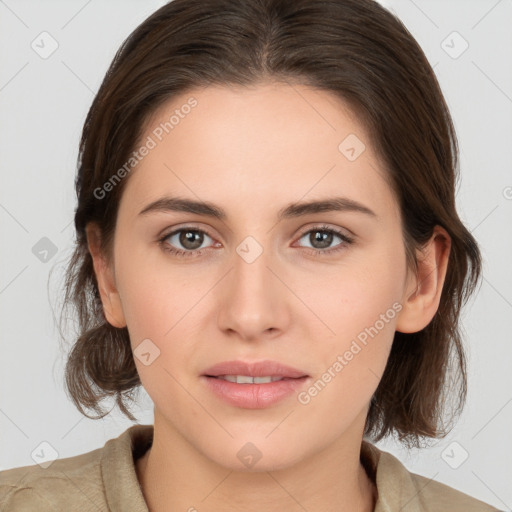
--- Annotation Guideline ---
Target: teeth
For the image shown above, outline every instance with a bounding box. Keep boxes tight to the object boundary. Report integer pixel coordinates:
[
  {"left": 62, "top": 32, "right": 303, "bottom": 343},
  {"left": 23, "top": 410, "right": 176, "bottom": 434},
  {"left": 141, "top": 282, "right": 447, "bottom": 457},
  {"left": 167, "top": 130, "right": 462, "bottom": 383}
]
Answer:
[{"left": 218, "top": 375, "right": 284, "bottom": 384}]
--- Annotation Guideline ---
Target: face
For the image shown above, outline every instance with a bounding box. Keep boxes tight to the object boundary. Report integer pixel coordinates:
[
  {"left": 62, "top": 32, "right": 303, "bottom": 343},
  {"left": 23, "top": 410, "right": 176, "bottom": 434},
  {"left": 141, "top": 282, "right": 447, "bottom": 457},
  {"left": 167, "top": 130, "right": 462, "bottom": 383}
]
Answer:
[{"left": 92, "top": 82, "right": 422, "bottom": 471}]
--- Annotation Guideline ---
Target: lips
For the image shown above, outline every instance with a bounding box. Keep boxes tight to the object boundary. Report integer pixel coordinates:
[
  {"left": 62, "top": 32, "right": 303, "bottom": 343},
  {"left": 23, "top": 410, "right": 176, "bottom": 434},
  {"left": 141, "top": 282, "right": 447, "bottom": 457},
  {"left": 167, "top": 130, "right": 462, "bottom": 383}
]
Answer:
[
  {"left": 201, "top": 360, "right": 310, "bottom": 409},
  {"left": 202, "top": 360, "right": 309, "bottom": 379}
]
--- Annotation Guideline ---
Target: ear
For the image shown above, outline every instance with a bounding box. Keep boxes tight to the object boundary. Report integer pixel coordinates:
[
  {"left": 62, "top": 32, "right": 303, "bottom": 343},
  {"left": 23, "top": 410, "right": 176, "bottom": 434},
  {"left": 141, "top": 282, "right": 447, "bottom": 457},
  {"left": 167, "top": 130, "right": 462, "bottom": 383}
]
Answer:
[
  {"left": 395, "top": 226, "right": 451, "bottom": 333},
  {"left": 85, "top": 222, "right": 127, "bottom": 328}
]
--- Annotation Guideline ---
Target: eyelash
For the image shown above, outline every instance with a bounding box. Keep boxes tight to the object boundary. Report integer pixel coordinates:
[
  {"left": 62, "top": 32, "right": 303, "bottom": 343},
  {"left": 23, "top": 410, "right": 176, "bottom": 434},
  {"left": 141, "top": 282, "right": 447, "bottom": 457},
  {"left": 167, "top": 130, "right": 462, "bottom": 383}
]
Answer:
[{"left": 157, "top": 224, "right": 354, "bottom": 259}]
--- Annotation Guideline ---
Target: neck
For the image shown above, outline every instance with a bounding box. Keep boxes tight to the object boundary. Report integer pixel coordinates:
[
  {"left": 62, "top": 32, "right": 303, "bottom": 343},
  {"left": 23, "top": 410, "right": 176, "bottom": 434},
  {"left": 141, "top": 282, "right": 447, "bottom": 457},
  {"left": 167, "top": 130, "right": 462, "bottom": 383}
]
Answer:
[{"left": 136, "top": 412, "right": 377, "bottom": 512}]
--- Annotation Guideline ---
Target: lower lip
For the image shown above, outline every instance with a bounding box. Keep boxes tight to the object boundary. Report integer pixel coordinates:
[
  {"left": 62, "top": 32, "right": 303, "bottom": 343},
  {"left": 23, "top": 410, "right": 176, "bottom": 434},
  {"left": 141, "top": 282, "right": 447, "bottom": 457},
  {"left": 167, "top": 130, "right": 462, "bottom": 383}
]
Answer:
[{"left": 201, "top": 376, "right": 310, "bottom": 409}]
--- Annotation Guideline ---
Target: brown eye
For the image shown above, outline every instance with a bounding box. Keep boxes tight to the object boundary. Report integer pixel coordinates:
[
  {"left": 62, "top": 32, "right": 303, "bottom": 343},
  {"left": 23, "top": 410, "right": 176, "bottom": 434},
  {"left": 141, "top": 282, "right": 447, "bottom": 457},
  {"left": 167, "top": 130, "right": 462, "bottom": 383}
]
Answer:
[
  {"left": 162, "top": 228, "right": 213, "bottom": 253},
  {"left": 179, "top": 230, "right": 205, "bottom": 250},
  {"left": 308, "top": 230, "right": 335, "bottom": 249},
  {"left": 297, "top": 226, "right": 353, "bottom": 253}
]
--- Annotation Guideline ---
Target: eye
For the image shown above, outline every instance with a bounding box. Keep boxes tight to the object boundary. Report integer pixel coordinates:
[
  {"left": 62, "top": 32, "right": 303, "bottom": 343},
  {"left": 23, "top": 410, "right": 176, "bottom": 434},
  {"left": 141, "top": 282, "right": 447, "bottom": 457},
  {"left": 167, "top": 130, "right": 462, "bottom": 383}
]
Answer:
[
  {"left": 158, "top": 227, "right": 216, "bottom": 258},
  {"left": 158, "top": 224, "right": 354, "bottom": 259},
  {"left": 295, "top": 225, "right": 354, "bottom": 255}
]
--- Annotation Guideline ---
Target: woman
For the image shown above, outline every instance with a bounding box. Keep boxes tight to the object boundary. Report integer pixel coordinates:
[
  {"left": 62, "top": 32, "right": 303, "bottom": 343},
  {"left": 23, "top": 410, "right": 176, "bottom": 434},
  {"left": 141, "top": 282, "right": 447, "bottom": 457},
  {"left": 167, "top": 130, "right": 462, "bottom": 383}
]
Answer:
[{"left": 0, "top": 0, "right": 500, "bottom": 510}]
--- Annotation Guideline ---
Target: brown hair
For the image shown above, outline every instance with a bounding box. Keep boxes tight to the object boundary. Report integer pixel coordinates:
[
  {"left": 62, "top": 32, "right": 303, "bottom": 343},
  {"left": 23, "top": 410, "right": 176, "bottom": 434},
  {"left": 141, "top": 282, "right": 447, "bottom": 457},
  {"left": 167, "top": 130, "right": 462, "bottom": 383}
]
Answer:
[{"left": 58, "top": 0, "right": 481, "bottom": 448}]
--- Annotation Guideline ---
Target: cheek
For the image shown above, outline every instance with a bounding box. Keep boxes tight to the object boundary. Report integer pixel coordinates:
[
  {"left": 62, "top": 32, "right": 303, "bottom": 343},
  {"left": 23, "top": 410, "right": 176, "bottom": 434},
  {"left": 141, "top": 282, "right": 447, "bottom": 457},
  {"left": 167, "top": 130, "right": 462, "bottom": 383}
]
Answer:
[
  {"left": 309, "top": 247, "right": 405, "bottom": 343},
  {"left": 295, "top": 276, "right": 400, "bottom": 436},
  {"left": 113, "top": 237, "right": 194, "bottom": 338},
  {"left": 301, "top": 245, "right": 405, "bottom": 396},
  {"left": 114, "top": 244, "right": 213, "bottom": 396}
]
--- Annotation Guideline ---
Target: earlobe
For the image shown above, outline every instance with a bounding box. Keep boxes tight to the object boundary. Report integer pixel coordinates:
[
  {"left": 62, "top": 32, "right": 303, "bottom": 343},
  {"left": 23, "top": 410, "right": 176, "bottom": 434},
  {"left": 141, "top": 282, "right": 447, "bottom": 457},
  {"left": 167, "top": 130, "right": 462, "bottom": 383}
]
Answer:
[
  {"left": 85, "top": 222, "right": 127, "bottom": 329},
  {"left": 396, "top": 226, "right": 451, "bottom": 334}
]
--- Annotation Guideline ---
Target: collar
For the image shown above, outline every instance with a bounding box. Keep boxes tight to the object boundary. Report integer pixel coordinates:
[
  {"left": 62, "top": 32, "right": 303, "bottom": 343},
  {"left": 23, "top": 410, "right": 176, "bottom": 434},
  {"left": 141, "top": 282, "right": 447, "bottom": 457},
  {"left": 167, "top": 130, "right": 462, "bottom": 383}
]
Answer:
[
  {"left": 102, "top": 424, "right": 425, "bottom": 512},
  {"left": 361, "top": 439, "right": 423, "bottom": 512}
]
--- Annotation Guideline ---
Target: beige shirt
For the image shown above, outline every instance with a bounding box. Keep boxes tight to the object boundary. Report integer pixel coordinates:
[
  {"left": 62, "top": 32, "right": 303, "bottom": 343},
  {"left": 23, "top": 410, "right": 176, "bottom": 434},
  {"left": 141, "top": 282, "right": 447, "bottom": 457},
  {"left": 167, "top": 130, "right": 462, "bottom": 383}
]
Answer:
[{"left": 0, "top": 424, "right": 500, "bottom": 511}]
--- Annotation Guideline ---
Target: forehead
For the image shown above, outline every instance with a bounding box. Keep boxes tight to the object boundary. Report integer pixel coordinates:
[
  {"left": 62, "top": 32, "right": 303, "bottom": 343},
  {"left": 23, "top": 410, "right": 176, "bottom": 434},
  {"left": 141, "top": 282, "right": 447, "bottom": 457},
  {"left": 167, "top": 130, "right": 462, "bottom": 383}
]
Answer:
[{"left": 118, "top": 82, "right": 397, "bottom": 222}]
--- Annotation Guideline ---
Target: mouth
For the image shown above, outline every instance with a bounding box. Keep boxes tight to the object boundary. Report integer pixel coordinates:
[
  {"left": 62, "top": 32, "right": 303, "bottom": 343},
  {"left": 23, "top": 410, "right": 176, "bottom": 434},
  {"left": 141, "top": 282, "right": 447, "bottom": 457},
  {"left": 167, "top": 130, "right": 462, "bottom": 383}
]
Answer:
[
  {"left": 207, "top": 375, "right": 301, "bottom": 384},
  {"left": 200, "top": 360, "right": 310, "bottom": 409},
  {"left": 202, "top": 359, "right": 309, "bottom": 380}
]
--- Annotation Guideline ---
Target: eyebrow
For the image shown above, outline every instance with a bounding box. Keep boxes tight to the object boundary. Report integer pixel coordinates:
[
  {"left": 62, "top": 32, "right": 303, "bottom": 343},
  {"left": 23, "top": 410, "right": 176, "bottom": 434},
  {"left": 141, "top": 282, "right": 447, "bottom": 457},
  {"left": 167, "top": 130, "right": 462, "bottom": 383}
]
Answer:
[{"left": 138, "top": 195, "right": 377, "bottom": 220}]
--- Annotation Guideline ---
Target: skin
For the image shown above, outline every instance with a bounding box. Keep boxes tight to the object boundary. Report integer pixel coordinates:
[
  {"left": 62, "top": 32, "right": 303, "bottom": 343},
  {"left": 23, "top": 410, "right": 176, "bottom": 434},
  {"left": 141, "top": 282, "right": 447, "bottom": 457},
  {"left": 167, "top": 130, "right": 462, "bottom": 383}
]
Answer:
[{"left": 86, "top": 81, "right": 451, "bottom": 512}]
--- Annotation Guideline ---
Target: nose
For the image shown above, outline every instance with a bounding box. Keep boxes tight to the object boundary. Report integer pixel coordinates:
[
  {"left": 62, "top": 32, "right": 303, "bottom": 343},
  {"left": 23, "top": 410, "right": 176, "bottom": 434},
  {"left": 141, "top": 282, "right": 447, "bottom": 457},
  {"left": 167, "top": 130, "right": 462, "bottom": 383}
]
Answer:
[{"left": 216, "top": 237, "right": 291, "bottom": 342}]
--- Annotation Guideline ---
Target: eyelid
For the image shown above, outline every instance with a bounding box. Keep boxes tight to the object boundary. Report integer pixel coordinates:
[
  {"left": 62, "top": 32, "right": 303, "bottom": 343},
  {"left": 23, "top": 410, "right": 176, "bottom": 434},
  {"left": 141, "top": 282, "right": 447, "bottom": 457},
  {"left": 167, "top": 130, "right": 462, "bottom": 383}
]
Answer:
[
  {"left": 158, "top": 222, "right": 219, "bottom": 246},
  {"left": 295, "top": 223, "right": 354, "bottom": 240},
  {"left": 158, "top": 224, "right": 351, "bottom": 244},
  {"left": 158, "top": 222, "right": 355, "bottom": 257}
]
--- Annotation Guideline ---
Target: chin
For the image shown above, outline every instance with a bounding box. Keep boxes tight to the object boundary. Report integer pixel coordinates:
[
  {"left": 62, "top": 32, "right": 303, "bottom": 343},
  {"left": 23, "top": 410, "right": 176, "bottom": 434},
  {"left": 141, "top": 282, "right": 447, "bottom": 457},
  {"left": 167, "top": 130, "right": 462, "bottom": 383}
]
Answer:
[{"left": 199, "top": 435, "right": 309, "bottom": 473}]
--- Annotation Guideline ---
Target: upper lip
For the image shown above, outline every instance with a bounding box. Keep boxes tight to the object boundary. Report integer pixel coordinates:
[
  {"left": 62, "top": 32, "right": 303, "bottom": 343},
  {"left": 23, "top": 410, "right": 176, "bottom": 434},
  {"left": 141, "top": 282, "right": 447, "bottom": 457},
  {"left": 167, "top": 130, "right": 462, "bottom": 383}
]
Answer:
[{"left": 202, "top": 360, "right": 308, "bottom": 378}]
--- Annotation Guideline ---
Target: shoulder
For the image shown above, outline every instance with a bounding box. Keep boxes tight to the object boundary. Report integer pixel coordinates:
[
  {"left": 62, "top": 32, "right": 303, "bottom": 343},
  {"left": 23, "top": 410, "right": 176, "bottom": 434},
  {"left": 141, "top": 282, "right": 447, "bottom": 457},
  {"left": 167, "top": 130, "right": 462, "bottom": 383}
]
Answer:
[
  {"left": 0, "top": 424, "right": 152, "bottom": 512},
  {"left": 408, "top": 470, "right": 502, "bottom": 512},
  {"left": 361, "top": 440, "right": 502, "bottom": 512},
  {"left": 0, "top": 443, "right": 106, "bottom": 511}
]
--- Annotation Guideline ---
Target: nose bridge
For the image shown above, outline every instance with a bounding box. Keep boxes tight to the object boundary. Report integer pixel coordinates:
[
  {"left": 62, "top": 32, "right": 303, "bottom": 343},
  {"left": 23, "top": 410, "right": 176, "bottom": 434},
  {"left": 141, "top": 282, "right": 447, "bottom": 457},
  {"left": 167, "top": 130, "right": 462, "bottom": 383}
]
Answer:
[
  {"left": 216, "top": 233, "right": 287, "bottom": 338},
  {"left": 232, "top": 234, "right": 274, "bottom": 303}
]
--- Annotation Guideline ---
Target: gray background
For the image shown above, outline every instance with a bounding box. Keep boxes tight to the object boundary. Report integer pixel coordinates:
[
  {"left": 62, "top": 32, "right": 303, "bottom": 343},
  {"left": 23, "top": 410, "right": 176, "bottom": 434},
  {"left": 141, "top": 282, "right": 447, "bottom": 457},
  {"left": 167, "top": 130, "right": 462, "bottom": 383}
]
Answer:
[{"left": 0, "top": 0, "right": 511, "bottom": 509}]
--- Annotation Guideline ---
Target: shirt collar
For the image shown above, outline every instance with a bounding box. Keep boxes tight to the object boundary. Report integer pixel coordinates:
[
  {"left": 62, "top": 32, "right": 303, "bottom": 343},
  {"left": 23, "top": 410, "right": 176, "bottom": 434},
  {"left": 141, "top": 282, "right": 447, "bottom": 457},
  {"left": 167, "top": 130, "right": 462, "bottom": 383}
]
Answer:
[
  {"left": 361, "top": 439, "right": 423, "bottom": 512},
  {"left": 101, "top": 424, "right": 152, "bottom": 512}
]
